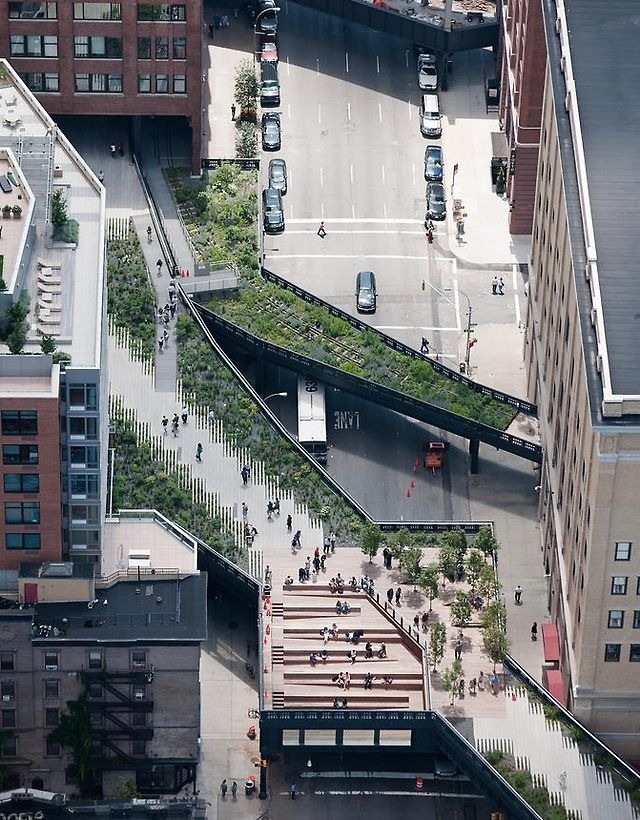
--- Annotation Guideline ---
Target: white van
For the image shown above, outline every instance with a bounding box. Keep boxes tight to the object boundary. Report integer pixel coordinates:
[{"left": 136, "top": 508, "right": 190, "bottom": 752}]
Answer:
[{"left": 420, "top": 94, "right": 441, "bottom": 139}]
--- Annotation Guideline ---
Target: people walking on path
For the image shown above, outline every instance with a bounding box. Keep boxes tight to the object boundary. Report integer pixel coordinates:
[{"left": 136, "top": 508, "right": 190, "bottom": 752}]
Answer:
[
  {"left": 231, "top": 103, "right": 236, "bottom": 120},
  {"left": 242, "top": 502, "right": 248, "bottom": 520},
  {"left": 492, "top": 276, "right": 498, "bottom": 294},
  {"left": 241, "top": 465, "right": 250, "bottom": 485},
  {"left": 292, "top": 530, "right": 302, "bottom": 548},
  {"left": 161, "top": 415, "right": 168, "bottom": 434},
  {"left": 420, "top": 337, "right": 430, "bottom": 354},
  {"left": 181, "top": 407, "right": 188, "bottom": 424},
  {"left": 286, "top": 514, "right": 292, "bottom": 531},
  {"left": 395, "top": 587, "right": 402, "bottom": 606},
  {"left": 156, "top": 258, "right": 163, "bottom": 275},
  {"left": 110, "top": 143, "right": 117, "bottom": 158},
  {"left": 330, "top": 531, "right": 336, "bottom": 552},
  {"left": 498, "top": 277, "right": 505, "bottom": 295},
  {"left": 147, "top": 225, "right": 153, "bottom": 243},
  {"left": 386, "top": 587, "right": 394, "bottom": 604},
  {"left": 317, "top": 221, "right": 326, "bottom": 238},
  {"left": 455, "top": 639, "right": 463, "bottom": 660},
  {"left": 196, "top": 442, "right": 203, "bottom": 462},
  {"left": 220, "top": 780, "right": 227, "bottom": 798},
  {"left": 171, "top": 418, "right": 179, "bottom": 437},
  {"left": 158, "top": 337, "right": 163, "bottom": 351},
  {"left": 231, "top": 781, "right": 237, "bottom": 799},
  {"left": 531, "top": 621, "right": 538, "bottom": 641},
  {"left": 514, "top": 584, "right": 523, "bottom": 604}
]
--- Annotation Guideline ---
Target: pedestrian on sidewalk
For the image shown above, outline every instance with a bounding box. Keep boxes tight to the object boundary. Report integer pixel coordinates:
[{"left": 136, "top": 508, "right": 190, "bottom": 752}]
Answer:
[
  {"left": 386, "top": 587, "right": 394, "bottom": 604},
  {"left": 421, "top": 611, "right": 429, "bottom": 631},
  {"left": 220, "top": 780, "right": 227, "bottom": 798},
  {"left": 395, "top": 587, "right": 402, "bottom": 606},
  {"left": 158, "top": 337, "right": 163, "bottom": 351},
  {"left": 286, "top": 514, "right": 292, "bottom": 531},
  {"left": 273, "top": 498, "right": 280, "bottom": 514},
  {"left": 208, "top": 23, "right": 214, "bottom": 38},
  {"left": 317, "top": 221, "right": 326, "bottom": 238},
  {"left": 498, "top": 277, "right": 505, "bottom": 295},
  {"left": 231, "top": 103, "right": 236, "bottom": 120},
  {"left": 531, "top": 621, "right": 538, "bottom": 641},
  {"left": 426, "top": 226, "right": 433, "bottom": 244},
  {"left": 231, "top": 781, "right": 237, "bottom": 799},
  {"left": 323, "top": 535, "right": 331, "bottom": 555},
  {"left": 293, "top": 530, "right": 302, "bottom": 548},
  {"left": 420, "top": 337, "right": 430, "bottom": 354},
  {"left": 330, "top": 531, "right": 336, "bottom": 552},
  {"left": 492, "top": 276, "right": 498, "bottom": 295},
  {"left": 195, "top": 442, "right": 203, "bottom": 462},
  {"left": 147, "top": 225, "right": 153, "bottom": 243},
  {"left": 267, "top": 500, "right": 274, "bottom": 519},
  {"left": 156, "top": 258, "right": 163, "bottom": 276},
  {"left": 242, "top": 502, "right": 248, "bottom": 520},
  {"left": 163, "top": 329, "right": 169, "bottom": 346},
  {"left": 171, "top": 418, "right": 179, "bottom": 437},
  {"left": 514, "top": 584, "right": 523, "bottom": 604},
  {"left": 241, "top": 465, "right": 250, "bottom": 485},
  {"left": 454, "top": 639, "right": 462, "bottom": 660},
  {"left": 181, "top": 407, "right": 188, "bottom": 424},
  {"left": 110, "top": 143, "right": 117, "bottom": 158},
  {"left": 98, "top": 170, "right": 104, "bottom": 184},
  {"left": 161, "top": 415, "right": 168, "bottom": 435}
]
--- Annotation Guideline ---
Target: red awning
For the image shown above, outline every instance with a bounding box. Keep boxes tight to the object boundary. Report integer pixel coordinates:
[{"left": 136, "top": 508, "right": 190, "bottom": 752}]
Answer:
[
  {"left": 546, "top": 669, "right": 565, "bottom": 704},
  {"left": 541, "top": 622, "right": 560, "bottom": 663}
]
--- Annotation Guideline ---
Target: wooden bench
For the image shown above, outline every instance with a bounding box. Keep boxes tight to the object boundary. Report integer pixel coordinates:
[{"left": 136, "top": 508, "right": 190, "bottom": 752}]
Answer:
[
  {"left": 37, "top": 324, "right": 61, "bottom": 336},
  {"left": 38, "top": 258, "right": 61, "bottom": 269},
  {"left": 38, "top": 311, "right": 61, "bottom": 325},
  {"left": 38, "top": 283, "right": 62, "bottom": 295},
  {"left": 38, "top": 298, "right": 61, "bottom": 312}
]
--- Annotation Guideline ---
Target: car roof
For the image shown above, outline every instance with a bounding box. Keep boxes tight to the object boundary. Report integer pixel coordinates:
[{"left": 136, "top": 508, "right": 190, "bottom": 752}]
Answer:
[{"left": 425, "top": 146, "right": 442, "bottom": 158}]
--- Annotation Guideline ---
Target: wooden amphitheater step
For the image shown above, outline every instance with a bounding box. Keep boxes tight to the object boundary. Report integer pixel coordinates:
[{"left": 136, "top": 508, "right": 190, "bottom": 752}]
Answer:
[
  {"left": 272, "top": 691, "right": 285, "bottom": 709},
  {"left": 271, "top": 601, "right": 284, "bottom": 617},
  {"left": 283, "top": 693, "right": 411, "bottom": 709},
  {"left": 272, "top": 645, "right": 284, "bottom": 665}
]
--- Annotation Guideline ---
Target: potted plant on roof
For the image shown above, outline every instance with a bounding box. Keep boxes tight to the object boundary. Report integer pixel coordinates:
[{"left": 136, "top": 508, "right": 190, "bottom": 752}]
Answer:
[
  {"left": 11, "top": 205, "right": 22, "bottom": 218},
  {"left": 495, "top": 166, "right": 506, "bottom": 196},
  {"left": 2, "top": 205, "right": 11, "bottom": 219}
]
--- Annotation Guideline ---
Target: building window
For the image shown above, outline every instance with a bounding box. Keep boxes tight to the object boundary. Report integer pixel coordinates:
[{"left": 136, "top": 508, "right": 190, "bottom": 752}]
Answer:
[
  {"left": 88, "top": 651, "right": 103, "bottom": 670},
  {"left": 70, "top": 474, "right": 99, "bottom": 499},
  {"left": 21, "top": 72, "right": 59, "bottom": 92},
  {"left": 630, "top": 645, "right": 640, "bottom": 662},
  {"left": 155, "top": 37, "right": 169, "bottom": 59},
  {"left": 608, "top": 610, "right": 624, "bottom": 629},
  {"left": 1, "top": 709, "right": 16, "bottom": 729},
  {"left": 70, "top": 446, "right": 99, "bottom": 468},
  {"left": 138, "top": 37, "right": 151, "bottom": 59},
  {"left": 131, "top": 740, "right": 146, "bottom": 756},
  {"left": 132, "top": 711, "right": 146, "bottom": 727},
  {"left": 173, "top": 74, "right": 186, "bottom": 93},
  {"left": 88, "top": 683, "right": 102, "bottom": 699},
  {"left": 173, "top": 37, "right": 186, "bottom": 59},
  {"left": 0, "top": 655, "right": 14, "bottom": 672},
  {"left": 1, "top": 681, "right": 15, "bottom": 700},
  {"left": 131, "top": 651, "right": 146, "bottom": 669},
  {"left": 3, "top": 474, "right": 39, "bottom": 493},
  {"left": 1, "top": 737, "right": 17, "bottom": 757},
  {"left": 46, "top": 737, "right": 60, "bottom": 756},
  {"left": 69, "top": 385, "right": 98, "bottom": 410},
  {"left": 138, "top": 74, "right": 151, "bottom": 93},
  {"left": 74, "top": 74, "right": 122, "bottom": 93},
  {"left": 137, "top": 4, "right": 186, "bottom": 22},
  {"left": 44, "top": 652, "right": 58, "bottom": 671},
  {"left": 9, "top": 3, "right": 58, "bottom": 19},
  {"left": 156, "top": 74, "right": 169, "bottom": 93},
  {"left": 604, "top": 643, "right": 621, "bottom": 662},
  {"left": 74, "top": 36, "right": 122, "bottom": 58},
  {"left": 611, "top": 576, "right": 628, "bottom": 595},
  {"left": 5, "top": 502, "right": 40, "bottom": 525},
  {"left": 633, "top": 612, "right": 640, "bottom": 629},
  {"left": 45, "top": 708, "right": 59, "bottom": 727},
  {"left": 70, "top": 504, "right": 100, "bottom": 525},
  {"left": 133, "top": 684, "right": 146, "bottom": 701},
  {"left": 1, "top": 410, "right": 37, "bottom": 436},
  {"left": 69, "top": 416, "right": 98, "bottom": 439},
  {"left": 615, "top": 542, "right": 632, "bottom": 561},
  {"left": 9, "top": 35, "right": 58, "bottom": 57},
  {"left": 73, "top": 3, "right": 121, "bottom": 20},
  {"left": 44, "top": 679, "right": 59, "bottom": 699},
  {"left": 3, "top": 445, "right": 38, "bottom": 465},
  {"left": 5, "top": 533, "right": 41, "bottom": 551}
]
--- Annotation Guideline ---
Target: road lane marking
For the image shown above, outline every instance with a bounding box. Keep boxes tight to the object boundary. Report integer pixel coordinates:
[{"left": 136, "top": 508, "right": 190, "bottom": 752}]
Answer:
[
  {"left": 266, "top": 254, "right": 443, "bottom": 259},
  {"left": 352, "top": 202, "right": 356, "bottom": 219},
  {"left": 378, "top": 326, "right": 459, "bottom": 333},
  {"left": 286, "top": 218, "right": 423, "bottom": 224},
  {"left": 383, "top": 202, "right": 387, "bottom": 220},
  {"left": 316, "top": 57, "right": 320, "bottom": 76},
  {"left": 346, "top": 52, "right": 349, "bottom": 73},
  {"left": 412, "top": 163, "right": 416, "bottom": 187},
  {"left": 318, "top": 103, "right": 321, "bottom": 124},
  {"left": 378, "top": 102, "right": 383, "bottom": 123},
  {"left": 347, "top": 102, "right": 351, "bottom": 122},
  {"left": 408, "top": 100, "right": 413, "bottom": 120},
  {"left": 381, "top": 162, "right": 385, "bottom": 186},
  {"left": 376, "top": 55, "right": 380, "bottom": 74},
  {"left": 319, "top": 167, "right": 324, "bottom": 188},
  {"left": 405, "top": 49, "right": 410, "bottom": 69},
  {"left": 350, "top": 164, "right": 354, "bottom": 185},
  {"left": 512, "top": 265, "right": 521, "bottom": 326}
]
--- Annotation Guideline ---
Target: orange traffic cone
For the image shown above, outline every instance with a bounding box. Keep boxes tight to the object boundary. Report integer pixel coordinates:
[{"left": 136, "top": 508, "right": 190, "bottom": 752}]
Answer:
[{"left": 406, "top": 488, "right": 411, "bottom": 497}]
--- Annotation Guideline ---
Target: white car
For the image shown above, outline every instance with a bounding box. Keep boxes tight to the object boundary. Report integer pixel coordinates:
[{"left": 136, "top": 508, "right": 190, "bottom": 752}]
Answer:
[{"left": 418, "top": 54, "right": 438, "bottom": 91}]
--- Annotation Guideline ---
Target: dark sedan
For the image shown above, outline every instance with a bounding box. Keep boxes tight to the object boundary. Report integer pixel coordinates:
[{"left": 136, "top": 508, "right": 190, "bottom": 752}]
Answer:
[
  {"left": 268, "top": 158, "right": 287, "bottom": 194},
  {"left": 424, "top": 145, "right": 443, "bottom": 182},
  {"left": 425, "top": 182, "right": 446, "bottom": 221},
  {"left": 261, "top": 113, "right": 281, "bottom": 151}
]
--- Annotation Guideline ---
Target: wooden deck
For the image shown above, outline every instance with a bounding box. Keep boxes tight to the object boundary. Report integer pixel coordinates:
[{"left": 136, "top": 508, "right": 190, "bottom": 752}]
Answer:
[{"left": 268, "top": 585, "right": 427, "bottom": 710}]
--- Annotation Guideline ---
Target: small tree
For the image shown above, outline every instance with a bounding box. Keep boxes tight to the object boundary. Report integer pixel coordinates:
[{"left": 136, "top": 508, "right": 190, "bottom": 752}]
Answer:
[
  {"left": 474, "top": 525, "right": 499, "bottom": 558},
  {"left": 450, "top": 591, "right": 472, "bottom": 628},
  {"left": 464, "top": 549, "right": 486, "bottom": 593},
  {"left": 419, "top": 563, "right": 440, "bottom": 610},
  {"left": 116, "top": 779, "right": 141, "bottom": 799},
  {"left": 428, "top": 621, "right": 446, "bottom": 671},
  {"left": 51, "top": 188, "right": 68, "bottom": 227},
  {"left": 482, "top": 625, "right": 510, "bottom": 672},
  {"left": 235, "top": 122, "right": 257, "bottom": 158},
  {"left": 438, "top": 543, "right": 458, "bottom": 583},
  {"left": 40, "top": 334, "right": 57, "bottom": 355},
  {"left": 234, "top": 59, "right": 258, "bottom": 113},
  {"left": 441, "top": 527, "right": 468, "bottom": 563},
  {"left": 361, "top": 521, "right": 382, "bottom": 564},
  {"left": 441, "top": 660, "right": 464, "bottom": 708},
  {"left": 400, "top": 546, "right": 422, "bottom": 589},
  {"left": 477, "top": 562, "right": 500, "bottom": 602},
  {"left": 481, "top": 600, "right": 507, "bottom": 633}
]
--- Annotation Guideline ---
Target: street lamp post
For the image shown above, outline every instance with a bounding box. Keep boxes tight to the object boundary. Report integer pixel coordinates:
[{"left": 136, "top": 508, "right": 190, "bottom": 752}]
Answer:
[
  {"left": 253, "top": 8, "right": 280, "bottom": 60},
  {"left": 444, "top": 287, "right": 475, "bottom": 371}
]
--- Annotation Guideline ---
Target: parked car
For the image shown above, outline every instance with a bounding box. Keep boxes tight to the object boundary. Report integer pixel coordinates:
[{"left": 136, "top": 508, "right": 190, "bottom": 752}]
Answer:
[
  {"left": 268, "top": 158, "right": 287, "bottom": 194},
  {"left": 419, "top": 94, "right": 442, "bottom": 139},
  {"left": 256, "top": 0, "right": 278, "bottom": 33},
  {"left": 261, "top": 112, "right": 281, "bottom": 151},
  {"left": 434, "top": 755, "right": 458, "bottom": 778},
  {"left": 261, "top": 40, "right": 278, "bottom": 62},
  {"left": 424, "top": 145, "right": 443, "bottom": 181},
  {"left": 418, "top": 54, "right": 438, "bottom": 91},
  {"left": 262, "top": 187, "right": 284, "bottom": 233},
  {"left": 425, "top": 182, "right": 446, "bottom": 221},
  {"left": 355, "top": 270, "right": 377, "bottom": 313}
]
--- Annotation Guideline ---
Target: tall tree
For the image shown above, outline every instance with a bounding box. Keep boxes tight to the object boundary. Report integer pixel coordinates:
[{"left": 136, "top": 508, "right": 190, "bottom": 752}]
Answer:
[
  {"left": 360, "top": 522, "right": 382, "bottom": 563},
  {"left": 464, "top": 549, "right": 487, "bottom": 593},
  {"left": 234, "top": 59, "right": 258, "bottom": 112},
  {"left": 400, "top": 546, "right": 423, "bottom": 589},
  {"left": 473, "top": 525, "right": 499, "bottom": 558},
  {"left": 419, "top": 563, "right": 440, "bottom": 610},
  {"left": 450, "top": 591, "right": 472, "bottom": 628},
  {"left": 428, "top": 621, "right": 447, "bottom": 671},
  {"left": 441, "top": 660, "right": 464, "bottom": 708},
  {"left": 48, "top": 697, "right": 96, "bottom": 797},
  {"left": 482, "top": 626, "right": 510, "bottom": 672}
]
